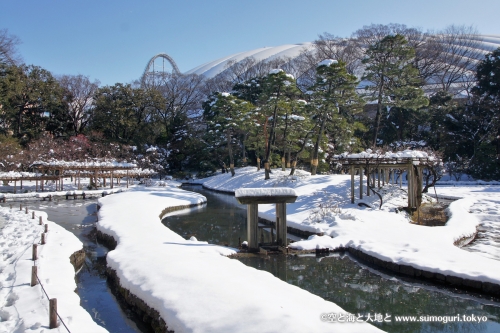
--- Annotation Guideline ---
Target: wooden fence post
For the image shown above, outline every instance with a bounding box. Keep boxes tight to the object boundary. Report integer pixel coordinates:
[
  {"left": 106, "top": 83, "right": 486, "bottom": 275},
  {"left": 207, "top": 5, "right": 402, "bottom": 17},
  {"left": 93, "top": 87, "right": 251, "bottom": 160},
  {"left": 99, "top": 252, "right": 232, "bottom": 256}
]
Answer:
[
  {"left": 39, "top": 216, "right": 43, "bottom": 225},
  {"left": 41, "top": 233, "right": 46, "bottom": 245},
  {"left": 49, "top": 298, "right": 58, "bottom": 328},
  {"left": 44, "top": 224, "right": 48, "bottom": 233},
  {"left": 31, "top": 266, "right": 38, "bottom": 286},
  {"left": 32, "top": 244, "right": 38, "bottom": 260},
  {"left": 32, "top": 211, "right": 35, "bottom": 219}
]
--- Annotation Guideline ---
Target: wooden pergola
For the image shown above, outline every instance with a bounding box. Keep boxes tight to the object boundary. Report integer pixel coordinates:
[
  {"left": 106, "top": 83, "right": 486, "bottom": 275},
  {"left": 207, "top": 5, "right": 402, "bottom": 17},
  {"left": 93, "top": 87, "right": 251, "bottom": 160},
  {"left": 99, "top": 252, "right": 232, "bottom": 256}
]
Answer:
[
  {"left": 332, "top": 156, "right": 433, "bottom": 209},
  {"left": 31, "top": 161, "right": 139, "bottom": 191},
  {"left": 0, "top": 172, "right": 60, "bottom": 194}
]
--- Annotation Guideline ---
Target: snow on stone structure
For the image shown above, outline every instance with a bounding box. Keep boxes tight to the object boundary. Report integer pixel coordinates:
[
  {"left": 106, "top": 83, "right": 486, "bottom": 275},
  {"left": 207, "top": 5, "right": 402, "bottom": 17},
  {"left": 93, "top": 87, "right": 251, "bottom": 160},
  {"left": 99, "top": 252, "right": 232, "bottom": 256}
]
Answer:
[
  {"left": 332, "top": 150, "right": 439, "bottom": 209},
  {"left": 236, "top": 187, "right": 297, "bottom": 250}
]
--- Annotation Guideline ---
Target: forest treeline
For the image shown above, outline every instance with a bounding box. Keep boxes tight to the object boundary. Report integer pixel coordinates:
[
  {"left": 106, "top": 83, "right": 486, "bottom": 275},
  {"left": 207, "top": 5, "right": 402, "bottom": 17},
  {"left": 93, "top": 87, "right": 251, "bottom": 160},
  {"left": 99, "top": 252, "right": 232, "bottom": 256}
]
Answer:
[{"left": 0, "top": 24, "right": 499, "bottom": 180}]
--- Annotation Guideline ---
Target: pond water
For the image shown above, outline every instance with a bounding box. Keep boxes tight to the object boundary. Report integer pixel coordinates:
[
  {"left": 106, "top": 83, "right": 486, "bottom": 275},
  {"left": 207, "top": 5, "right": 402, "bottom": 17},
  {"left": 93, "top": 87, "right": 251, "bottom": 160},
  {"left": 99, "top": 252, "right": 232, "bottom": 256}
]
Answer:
[
  {"left": 164, "top": 185, "right": 500, "bottom": 333},
  {"left": 0, "top": 198, "right": 152, "bottom": 333}
]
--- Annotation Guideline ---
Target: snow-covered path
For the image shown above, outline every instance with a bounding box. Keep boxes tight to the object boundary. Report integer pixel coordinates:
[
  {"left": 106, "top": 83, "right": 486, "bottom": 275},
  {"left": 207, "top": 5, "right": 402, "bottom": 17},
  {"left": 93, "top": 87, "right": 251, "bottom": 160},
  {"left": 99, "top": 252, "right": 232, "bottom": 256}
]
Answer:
[
  {"left": 437, "top": 186, "right": 500, "bottom": 261},
  {"left": 0, "top": 207, "right": 108, "bottom": 333},
  {"left": 97, "top": 183, "right": 383, "bottom": 333}
]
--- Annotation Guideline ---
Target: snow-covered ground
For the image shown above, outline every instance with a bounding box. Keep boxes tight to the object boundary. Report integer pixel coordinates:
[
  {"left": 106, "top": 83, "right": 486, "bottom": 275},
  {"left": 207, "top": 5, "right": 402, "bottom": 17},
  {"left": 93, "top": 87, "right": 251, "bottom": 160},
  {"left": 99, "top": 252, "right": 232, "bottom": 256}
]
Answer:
[
  {"left": 96, "top": 181, "right": 382, "bottom": 332},
  {"left": 2, "top": 169, "right": 499, "bottom": 332},
  {"left": 202, "top": 167, "right": 500, "bottom": 287},
  {"left": 435, "top": 186, "right": 500, "bottom": 261},
  {"left": 0, "top": 206, "right": 108, "bottom": 332}
]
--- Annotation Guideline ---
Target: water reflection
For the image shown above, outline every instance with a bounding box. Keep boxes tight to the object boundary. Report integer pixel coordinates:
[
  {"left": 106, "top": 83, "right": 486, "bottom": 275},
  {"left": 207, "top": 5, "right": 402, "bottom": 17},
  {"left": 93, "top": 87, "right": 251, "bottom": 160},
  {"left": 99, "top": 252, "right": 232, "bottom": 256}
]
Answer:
[{"left": 170, "top": 186, "right": 500, "bottom": 333}]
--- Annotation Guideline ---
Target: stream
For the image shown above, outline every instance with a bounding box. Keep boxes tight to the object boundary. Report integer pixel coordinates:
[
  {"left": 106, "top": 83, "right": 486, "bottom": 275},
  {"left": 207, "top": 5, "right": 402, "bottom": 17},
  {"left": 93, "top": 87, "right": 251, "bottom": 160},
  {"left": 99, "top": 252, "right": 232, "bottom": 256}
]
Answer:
[
  {"left": 1, "top": 198, "right": 151, "bottom": 333},
  {"left": 163, "top": 185, "right": 500, "bottom": 333},
  {"left": 2, "top": 186, "right": 500, "bottom": 333}
]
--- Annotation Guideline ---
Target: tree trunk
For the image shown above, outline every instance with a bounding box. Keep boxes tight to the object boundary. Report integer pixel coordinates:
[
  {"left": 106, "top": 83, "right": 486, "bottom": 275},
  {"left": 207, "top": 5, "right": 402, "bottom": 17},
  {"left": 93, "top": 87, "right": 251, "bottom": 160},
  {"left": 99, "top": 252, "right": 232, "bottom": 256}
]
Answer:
[
  {"left": 227, "top": 130, "right": 235, "bottom": 177},
  {"left": 264, "top": 88, "right": 281, "bottom": 180},
  {"left": 372, "top": 78, "right": 385, "bottom": 147},
  {"left": 311, "top": 113, "right": 327, "bottom": 175},
  {"left": 289, "top": 160, "right": 297, "bottom": 176},
  {"left": 241, "top": 134, "right": 247, "bottom": 166}
]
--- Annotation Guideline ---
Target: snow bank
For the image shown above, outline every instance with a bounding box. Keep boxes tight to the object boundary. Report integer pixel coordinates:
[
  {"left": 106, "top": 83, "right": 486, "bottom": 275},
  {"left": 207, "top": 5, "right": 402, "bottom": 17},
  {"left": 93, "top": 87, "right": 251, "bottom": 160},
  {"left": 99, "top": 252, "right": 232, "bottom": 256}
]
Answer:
[
  {"left": 96, "top": 183, "right": 382, "bottom": 333},
  {"left": 201, "top": 167, "right": 500, "bottom": 289},
  {"left": 32, "top": 160, "right": 136, "bottom": 168},
  {"left": 0, "top": 207, "right": 108, "bottom": 333},
  {"left": 235, "top": 187, "right": 297, "bottom": 198},
  {"left": 0, "top": 187, "right": 128, "bottom": 200},
  {"left": 336, "top": 149, "right": 433, "bottom": 160}
]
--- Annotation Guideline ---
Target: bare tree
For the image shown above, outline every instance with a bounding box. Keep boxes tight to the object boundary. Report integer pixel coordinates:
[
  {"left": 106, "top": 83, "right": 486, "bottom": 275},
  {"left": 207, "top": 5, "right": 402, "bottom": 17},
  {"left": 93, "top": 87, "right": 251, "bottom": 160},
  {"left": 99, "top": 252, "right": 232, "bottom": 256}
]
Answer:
[
  {"left": 58, "top": 74, "right": 100, "bottom": 135},
  {"left": 153, "top": 72, "right": 206, "bottom": 131},
  {"left": 314, "top": 33, "right": 363, "bottom": 75},
  {"left": 205, "top": 56, "right": 294, "bottom": 95},
  {"left": 431, "top": 25, "right": 483, "bottom": 94},
  {"left": 281, "top": 48, "right": 319, "bottom": 91},
  {"left": 0, "top": 29, "right": 22, "bottom": 65}
]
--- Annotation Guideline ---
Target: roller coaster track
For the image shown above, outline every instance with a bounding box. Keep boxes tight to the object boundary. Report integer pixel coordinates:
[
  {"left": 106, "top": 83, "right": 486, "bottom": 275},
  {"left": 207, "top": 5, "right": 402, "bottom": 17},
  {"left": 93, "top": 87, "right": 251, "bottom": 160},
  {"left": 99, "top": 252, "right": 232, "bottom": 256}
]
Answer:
[{"left": 141, "top": 53, "right": 181, "bottom": 86}]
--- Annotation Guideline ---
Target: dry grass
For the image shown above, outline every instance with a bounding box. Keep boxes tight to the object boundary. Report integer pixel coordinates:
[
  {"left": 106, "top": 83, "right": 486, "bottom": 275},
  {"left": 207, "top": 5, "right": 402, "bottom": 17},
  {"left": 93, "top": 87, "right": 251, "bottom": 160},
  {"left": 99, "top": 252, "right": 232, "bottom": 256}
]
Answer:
[{"left": 411, "top": 203, "right": 448, "bottom": 226}]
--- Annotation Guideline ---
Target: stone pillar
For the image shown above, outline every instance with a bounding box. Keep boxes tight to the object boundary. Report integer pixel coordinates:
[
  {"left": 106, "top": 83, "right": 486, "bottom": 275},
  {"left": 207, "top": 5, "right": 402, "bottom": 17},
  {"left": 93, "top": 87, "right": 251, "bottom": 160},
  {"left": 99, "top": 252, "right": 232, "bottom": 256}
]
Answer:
[
  {"left": 247, "top": 204, "right": 259, "bottom": 251},
  {"left": 276, "top": 203, "right": 287, "bottom": 247}
]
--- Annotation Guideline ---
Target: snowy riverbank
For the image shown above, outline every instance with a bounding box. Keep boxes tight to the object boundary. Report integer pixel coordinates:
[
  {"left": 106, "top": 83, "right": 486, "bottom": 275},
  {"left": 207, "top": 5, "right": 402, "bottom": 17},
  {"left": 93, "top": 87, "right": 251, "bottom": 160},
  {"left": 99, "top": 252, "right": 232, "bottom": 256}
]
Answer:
[
  {"left": 96, "top": 181, "right": 383, "bottom": 333},
  {"left": 0, "top": 206, "right": 108, "bottom": 332},
  {"left": 201, "top": 167, "right": 500, "bottom": 293}
]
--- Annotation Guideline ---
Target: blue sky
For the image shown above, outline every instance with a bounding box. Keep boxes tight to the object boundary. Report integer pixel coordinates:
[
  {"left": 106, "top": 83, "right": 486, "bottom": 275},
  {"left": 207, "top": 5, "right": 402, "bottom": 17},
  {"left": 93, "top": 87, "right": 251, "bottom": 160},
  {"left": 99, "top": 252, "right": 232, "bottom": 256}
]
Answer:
[{"left": 2, "top": 0, "right": 499, "bottom": 86}]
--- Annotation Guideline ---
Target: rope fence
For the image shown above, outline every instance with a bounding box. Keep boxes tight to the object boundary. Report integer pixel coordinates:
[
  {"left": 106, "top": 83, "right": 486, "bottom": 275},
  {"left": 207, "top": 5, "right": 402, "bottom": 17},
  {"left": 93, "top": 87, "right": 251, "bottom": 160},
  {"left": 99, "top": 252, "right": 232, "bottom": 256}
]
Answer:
[{"left": 7, "top": 204, "right": 72, "bottom": 332}]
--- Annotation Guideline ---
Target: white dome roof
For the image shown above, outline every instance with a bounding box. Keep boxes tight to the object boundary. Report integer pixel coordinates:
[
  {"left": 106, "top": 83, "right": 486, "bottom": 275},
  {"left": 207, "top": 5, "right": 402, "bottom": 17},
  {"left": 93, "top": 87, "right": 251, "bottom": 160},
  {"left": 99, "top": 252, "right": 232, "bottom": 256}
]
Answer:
[
  {"left": 185, "top": 35, "right": 500, "bottom": 79},
  {"left": 185, "top": 43, "right": 314, "bottom": 78}
]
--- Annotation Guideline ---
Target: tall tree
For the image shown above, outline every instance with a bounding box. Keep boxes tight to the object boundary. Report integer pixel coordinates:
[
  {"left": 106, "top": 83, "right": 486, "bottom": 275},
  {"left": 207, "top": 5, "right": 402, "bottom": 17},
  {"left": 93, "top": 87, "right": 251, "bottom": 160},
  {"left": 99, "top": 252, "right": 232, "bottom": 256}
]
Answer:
[
  {"left": 0, "top": 29, "right": 22, "bottom": 66},
  {"left": 0, "top": 64, "right": 69, "bottom": 144},
  {"left": 58, "top": 74, "right": 100, "bottom": 135},
  {"left": 432, "top": 25, "right": 483, "bottom": 94},
  {"left": 467, "top": 47, "right": 500, "bottom": 179},
  {"left": 362, "top": 34, "right": 428, "bottom": 146},
  {"left": 91, "top": 83, "right": 162, "bottom": 145},
  {"left": 260, "top": 69, "right": 299, "bottom": 179},
  {"left": 203, "top": 92, "right": 252, "bottom": 176},
  {"left": 308, "top": 59, "right": 365, "bottom": 174},
  {"left": 314, "top": 33, "right": 362, "bottom": 76}
]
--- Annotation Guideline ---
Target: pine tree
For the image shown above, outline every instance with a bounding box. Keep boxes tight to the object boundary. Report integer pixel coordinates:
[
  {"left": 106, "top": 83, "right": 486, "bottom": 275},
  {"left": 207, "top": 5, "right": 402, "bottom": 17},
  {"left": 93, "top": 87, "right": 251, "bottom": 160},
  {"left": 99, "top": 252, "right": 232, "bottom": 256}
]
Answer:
[
  {"left": 308, "top": 59, "right": 364, "bottom": 175},
  {"left": 0, "top": 64, "right": 69, "bottom": 145},
  {"left": 203, "top": 92, "right": 252, "bottom": 176},
  {"left": 260, "top": 69, "right": 300, "bottom": 180},
  {"left": 362, "top": 34, "right": 428, "bottom": 147}
]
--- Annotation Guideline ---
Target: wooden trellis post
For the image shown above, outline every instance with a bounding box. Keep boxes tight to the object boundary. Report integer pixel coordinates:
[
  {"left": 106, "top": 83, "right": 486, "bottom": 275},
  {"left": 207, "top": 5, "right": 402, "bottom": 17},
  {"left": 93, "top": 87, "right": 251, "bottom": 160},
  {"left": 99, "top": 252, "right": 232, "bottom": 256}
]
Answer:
[
  {"left": 359, "top": 167, "right": 363, "bottom": 199},
  {"left": 350, "top": 165, "right": 355, "bottom": 204},
  {"left": 366, "top": 165, "right": 371, "bottom": 196}
]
